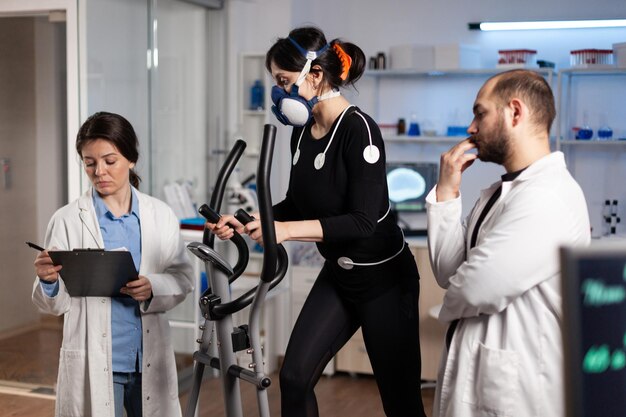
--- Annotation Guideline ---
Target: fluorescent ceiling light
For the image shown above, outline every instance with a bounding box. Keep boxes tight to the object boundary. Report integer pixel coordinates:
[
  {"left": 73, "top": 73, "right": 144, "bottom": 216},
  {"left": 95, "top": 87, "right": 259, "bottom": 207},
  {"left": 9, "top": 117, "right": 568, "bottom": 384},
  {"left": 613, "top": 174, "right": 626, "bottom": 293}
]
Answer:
[{"left": 468, "top": 19, "right": 626, "bottom": 31}]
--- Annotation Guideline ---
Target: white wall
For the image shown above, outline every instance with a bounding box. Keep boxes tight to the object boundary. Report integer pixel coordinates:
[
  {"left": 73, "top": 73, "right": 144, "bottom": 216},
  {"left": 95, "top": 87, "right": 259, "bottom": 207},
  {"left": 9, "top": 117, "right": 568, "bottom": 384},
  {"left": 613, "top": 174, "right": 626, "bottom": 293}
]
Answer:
[
  {"left": 224, "top": 0, "right": 626, "bottom": 228},
  {"left": 224, "top": 0, "right": 295, "bottom": 203},
  {"left": 292, "top": 0, "right": 625, "bottom": 70},
  {"left": 0, "top": 17, "right": 38, "bottom": 333}
]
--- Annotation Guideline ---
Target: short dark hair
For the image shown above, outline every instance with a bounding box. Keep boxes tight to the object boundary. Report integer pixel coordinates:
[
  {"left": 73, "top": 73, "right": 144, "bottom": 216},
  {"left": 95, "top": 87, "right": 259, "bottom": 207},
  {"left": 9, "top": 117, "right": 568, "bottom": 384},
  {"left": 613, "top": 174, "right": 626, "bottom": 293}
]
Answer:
[
  {"left": 76, "top": 111, "right": 141, "bottom": 188},
  {"left": 265, "top": 26, "right": 366, "bottom": 90},
  {"left": 489, "top": 69, "right": 556, "bottom": 133}
]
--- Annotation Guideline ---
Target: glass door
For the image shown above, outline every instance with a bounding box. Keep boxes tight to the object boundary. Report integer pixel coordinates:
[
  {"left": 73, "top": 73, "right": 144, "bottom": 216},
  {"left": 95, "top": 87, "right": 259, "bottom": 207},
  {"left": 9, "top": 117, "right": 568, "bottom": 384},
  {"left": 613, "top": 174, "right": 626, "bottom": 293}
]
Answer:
[{"left": 83, "top": 0, "right": 210, "bottom": 206}]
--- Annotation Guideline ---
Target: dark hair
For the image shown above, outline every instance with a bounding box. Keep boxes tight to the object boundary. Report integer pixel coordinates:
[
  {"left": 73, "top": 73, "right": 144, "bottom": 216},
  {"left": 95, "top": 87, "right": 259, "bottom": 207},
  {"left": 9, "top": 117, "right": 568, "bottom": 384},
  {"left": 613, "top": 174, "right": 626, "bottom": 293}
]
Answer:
[
  {"left": 489, "top": 69, "right": 556, "bottom": 133},
  {"left": 76, "top": 111, "right": 141, "bottom": 188},
  {"left": 265, "top": 26, "right": 366, "bottom": 90}
]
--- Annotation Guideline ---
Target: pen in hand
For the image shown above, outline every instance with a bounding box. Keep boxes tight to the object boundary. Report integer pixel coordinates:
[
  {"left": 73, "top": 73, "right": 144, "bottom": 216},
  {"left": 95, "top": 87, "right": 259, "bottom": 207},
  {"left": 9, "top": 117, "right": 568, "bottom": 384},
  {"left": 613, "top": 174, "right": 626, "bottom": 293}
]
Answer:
[
  {"left": 27, "top": 241, "right": 62, "bottom": 283},
  {"left": 26, "top": 241, "right": 45, "bottom": 251}
]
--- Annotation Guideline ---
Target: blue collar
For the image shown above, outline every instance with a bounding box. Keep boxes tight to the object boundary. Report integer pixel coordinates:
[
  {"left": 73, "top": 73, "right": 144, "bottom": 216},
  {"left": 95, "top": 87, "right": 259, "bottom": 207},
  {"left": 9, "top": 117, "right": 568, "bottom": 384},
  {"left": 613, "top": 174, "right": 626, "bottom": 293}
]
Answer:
[{"left": 93, "top": 187, "right": 139, "bottom": 220}]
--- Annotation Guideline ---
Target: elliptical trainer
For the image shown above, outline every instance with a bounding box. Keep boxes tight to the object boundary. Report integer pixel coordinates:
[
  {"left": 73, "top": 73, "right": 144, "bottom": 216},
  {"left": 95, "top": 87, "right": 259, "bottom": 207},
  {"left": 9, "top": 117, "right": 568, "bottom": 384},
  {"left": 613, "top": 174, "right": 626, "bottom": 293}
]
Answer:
[{"left": 184, "top": 124, "right": 288, "bottom": 417}]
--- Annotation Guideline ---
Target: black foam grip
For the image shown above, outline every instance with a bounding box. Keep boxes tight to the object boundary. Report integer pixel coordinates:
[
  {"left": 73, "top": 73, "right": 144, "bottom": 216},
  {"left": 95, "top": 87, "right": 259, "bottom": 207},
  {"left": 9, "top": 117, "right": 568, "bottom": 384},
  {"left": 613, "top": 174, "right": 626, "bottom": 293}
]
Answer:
[
  {"left": 198, "top": 204, "right": 221, "bottom": 223},
  {"left": 234, "top": 209, "right": 255, "bottom": 225}
]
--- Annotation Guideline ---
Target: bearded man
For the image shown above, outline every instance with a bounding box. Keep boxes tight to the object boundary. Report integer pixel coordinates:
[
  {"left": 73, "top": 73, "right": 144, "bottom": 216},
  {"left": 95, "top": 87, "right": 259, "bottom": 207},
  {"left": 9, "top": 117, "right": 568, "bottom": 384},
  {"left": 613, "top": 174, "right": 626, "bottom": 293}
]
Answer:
[{"left": 426, "top": 69, "right": 590, "bottom": 417}]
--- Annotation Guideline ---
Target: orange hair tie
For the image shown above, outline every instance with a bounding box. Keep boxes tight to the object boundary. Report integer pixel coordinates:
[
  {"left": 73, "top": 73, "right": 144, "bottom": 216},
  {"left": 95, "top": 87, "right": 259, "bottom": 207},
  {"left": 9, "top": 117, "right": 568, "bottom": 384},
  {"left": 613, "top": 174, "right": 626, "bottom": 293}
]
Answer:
[{"left": 332, "top": 43, "right": 352, "bottom": 81}]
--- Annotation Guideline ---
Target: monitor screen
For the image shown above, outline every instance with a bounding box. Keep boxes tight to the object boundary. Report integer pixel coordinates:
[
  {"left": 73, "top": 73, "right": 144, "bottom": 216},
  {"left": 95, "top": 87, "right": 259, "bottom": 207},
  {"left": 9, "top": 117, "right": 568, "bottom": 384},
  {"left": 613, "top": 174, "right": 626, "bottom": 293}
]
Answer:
[
  {"left": 561, "top": 245, "right": 626, "bottom": 417},
  {"left": 386, "top": 162, "right": 438, "bottom": 213}
]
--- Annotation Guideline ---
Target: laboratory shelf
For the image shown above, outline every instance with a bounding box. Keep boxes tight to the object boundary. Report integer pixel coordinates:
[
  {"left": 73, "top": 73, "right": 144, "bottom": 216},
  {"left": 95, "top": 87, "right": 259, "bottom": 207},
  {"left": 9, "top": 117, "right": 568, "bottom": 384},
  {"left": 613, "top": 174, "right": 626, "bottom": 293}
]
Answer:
[
  {"left": 560, "top": 140, "right": 626, "bottom": 146},
  {"left": 555, "top": 68, "right": 626, "bottom": 147},
  {"left": 558, "top": 67, "right": 626, "bottom": 77},
  {"left": 242, "top": 109, "right": 266, "bottom": 116},
  {"left": 363, "top": 67, "right": 555, "bottom": 147},
  {"left": 365, "top": 68, "right": 554, "bottom": 78},
  {"left": 384, "top": 135, "right": 464, "bottom": 143}
]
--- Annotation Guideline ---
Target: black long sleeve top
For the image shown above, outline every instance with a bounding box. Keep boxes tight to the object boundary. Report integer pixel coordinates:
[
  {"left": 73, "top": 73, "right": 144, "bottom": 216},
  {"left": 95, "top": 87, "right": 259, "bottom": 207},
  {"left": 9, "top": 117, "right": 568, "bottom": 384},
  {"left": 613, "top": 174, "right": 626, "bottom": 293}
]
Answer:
[{"left": 273, "top": 107, "right": 406, "bottom": 299}]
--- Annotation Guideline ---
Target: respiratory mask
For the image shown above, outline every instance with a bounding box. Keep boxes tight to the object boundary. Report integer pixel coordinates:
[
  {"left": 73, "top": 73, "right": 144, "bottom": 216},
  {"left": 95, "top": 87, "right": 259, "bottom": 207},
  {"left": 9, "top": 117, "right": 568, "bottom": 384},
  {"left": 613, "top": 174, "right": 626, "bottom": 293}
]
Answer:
[{"left": 271, "top": 38, "right": 340, "bottom": 127}]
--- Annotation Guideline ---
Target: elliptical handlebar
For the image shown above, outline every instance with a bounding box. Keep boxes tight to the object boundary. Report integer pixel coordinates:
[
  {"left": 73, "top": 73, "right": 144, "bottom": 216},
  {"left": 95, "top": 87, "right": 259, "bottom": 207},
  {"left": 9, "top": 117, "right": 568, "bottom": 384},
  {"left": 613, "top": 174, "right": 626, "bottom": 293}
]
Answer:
[
  {"left": 256, "top": 124, "right": 279, "bottom": 284},
  {"left": 198, "top": 124, "right": 287, "bottom": 319},
  {"left": 212, "top": 245, "right": 288, "bottom": 317},
  {"left": 204, "top": 139, "right": 247, "bottom": 248},
  {"left": 198, "top": 204, "right": 249, "bottom": 285}
]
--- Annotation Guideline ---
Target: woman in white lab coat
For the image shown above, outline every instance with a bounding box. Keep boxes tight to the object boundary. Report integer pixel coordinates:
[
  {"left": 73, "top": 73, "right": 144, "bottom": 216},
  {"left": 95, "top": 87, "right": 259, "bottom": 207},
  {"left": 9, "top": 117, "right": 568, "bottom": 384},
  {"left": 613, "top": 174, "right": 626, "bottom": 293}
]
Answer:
[
  {"left": 426, "top": 70, "right": 590, "bottom": 417},
  {"left": 32, "top": 112, "right": 194, "bottom": 417}
]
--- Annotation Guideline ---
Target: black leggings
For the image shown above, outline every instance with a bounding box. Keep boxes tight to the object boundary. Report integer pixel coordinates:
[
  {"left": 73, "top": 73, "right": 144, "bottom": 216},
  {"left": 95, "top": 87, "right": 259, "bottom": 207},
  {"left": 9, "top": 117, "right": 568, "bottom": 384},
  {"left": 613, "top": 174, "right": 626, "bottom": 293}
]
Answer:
[{"left": 280, "top": 250, "right": 426, "bottom": 417}]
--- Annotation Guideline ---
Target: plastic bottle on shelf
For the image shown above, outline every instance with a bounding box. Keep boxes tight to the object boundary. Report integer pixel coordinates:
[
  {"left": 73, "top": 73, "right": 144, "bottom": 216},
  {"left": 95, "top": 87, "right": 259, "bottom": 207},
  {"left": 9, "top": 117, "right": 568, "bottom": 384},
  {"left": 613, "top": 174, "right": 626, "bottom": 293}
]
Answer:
[
  {"left": 397, "top": 118, "right": 406, "bottom": 135},
  {"left": 249, "top": 79, "right": 264, "bottom": 111},
  {"left": 376, "top": 52, "right": 386, "bottom": 70}
]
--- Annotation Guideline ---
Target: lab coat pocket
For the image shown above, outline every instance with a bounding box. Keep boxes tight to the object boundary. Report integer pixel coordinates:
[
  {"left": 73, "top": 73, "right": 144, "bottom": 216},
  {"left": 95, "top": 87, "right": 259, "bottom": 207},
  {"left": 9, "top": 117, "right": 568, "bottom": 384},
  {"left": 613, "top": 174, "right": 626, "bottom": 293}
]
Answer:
[
  {"left": 57, "top": 348, "right": 88, "bottom": 416},
  {"left": 463, "top": 342, "right": 520, "bottom": 416}
]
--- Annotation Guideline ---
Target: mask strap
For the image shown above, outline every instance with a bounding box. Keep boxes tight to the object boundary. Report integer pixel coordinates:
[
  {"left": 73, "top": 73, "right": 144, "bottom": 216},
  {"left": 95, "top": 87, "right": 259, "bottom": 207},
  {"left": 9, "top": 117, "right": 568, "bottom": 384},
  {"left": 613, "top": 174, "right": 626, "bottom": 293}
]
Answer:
[
  {"left": 317, "top": 89, "right": 341, "bottom": 101},
  {"left": 288, "top": 37, "right": 330, "bottom": 87}
]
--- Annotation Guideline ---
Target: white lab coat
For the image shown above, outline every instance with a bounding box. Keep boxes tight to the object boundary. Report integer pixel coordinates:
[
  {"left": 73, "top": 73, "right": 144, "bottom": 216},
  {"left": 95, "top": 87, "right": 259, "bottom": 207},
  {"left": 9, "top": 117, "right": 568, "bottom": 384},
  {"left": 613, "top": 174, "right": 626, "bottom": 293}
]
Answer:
[
  {"left": 426, "top": 152, "right": 590, "bottom": 417},
  {"left": 32, "top": 188, "right": 194, "bottom": 417}
]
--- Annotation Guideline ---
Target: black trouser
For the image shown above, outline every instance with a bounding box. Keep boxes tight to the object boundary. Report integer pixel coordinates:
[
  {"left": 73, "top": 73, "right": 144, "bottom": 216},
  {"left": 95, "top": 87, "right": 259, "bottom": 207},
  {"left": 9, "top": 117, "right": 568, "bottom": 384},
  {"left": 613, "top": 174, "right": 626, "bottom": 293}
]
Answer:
[{"left": 280, "top": 248, "right": 426, "bottom": 417}]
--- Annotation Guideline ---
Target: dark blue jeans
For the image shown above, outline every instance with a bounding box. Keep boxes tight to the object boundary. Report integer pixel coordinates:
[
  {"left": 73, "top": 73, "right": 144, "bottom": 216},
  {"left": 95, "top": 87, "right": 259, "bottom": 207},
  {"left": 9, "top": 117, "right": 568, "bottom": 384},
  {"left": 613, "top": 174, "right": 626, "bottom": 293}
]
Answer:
[{"left": 113, "top": 371, "right": 142, "bottom": 417}]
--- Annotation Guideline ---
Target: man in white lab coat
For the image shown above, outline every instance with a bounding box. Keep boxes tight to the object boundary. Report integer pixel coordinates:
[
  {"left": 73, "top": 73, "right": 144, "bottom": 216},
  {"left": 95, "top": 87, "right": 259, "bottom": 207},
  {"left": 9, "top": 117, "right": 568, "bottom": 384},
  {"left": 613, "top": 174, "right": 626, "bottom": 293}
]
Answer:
[{"left": 426, "top": 69, "right": 590, "bottom": 417}]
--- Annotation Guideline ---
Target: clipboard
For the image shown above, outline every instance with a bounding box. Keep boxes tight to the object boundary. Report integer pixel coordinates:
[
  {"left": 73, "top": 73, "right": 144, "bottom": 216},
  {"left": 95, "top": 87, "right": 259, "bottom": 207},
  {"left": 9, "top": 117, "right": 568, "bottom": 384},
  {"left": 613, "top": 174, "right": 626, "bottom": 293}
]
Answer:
[{"left": 48, "top": 249, "right": 138, "bottom": 297}]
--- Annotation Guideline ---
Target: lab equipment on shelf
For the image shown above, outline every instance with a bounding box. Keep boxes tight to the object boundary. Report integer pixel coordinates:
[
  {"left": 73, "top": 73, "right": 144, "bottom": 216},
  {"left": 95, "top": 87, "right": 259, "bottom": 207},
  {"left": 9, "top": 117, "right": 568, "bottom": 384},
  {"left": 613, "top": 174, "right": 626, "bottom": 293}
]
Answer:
[
  {"left": 609, "top": 200, "right": 621, "bottom": 235},
  {"left": 407, "top": 114, "right": 420, "bottom": 136},
  {"left": 602, "top": 200, "right": 612, "bottom": 236},
  {"left": 249, "top": 79, "right": 265, "bottom": 111},
  {"left": 537, "top": 60, "right": 555, "bottom": 68},
  {"left": 446, "top": 126, "right": 469, "bottom": 136},
  {"left": 597, "top": 126, "right": 613, "bottom": 140},
  {"left": 570, "top": 49, "right": 614, "bottom": 68},
  {"left": 377, "top": 123, "right": 398, "bottom": 138},
  {"left": 601, "top": 199, "right": 622, "bottom": 236},
  {"left": 376, "top": 52, "right": 386, "bottom": 70},
  {"left": 397, "top": 118, "right": 406, "bottom": 135},
  {"left": 575, "top": 126, "right": 594, "bottom": 140},
  {"left": 497, "top": 49, "right": 537, "bottom": 68}
]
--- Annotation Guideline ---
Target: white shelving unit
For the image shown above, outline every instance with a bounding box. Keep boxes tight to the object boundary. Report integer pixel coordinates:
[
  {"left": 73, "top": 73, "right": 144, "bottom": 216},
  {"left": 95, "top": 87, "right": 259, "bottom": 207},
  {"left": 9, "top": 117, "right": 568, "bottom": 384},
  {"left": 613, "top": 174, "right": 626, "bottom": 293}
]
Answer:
[
  {"left": 554, "top": 68, "right": 626, "bottom": 239},
  {"left": 363, "top": 68, "right": 554, "bottom": 136},
  {"left": 236, "top": 53, "right": 273, "bottom": 177},
  {"left": 559, "top": 140, "right": 626, "bottom": 147},
  {"left": 383, "top": 135, "right": 465, "bottom": 144},
  {"left": 365, "top": 67, "right": 555, "bottom": 78},
  {"left": 555, "top": 67, "right": 626, "bottom": 146},
  {"left": 352, "top": 67, "right": 553, "bottom": 228}
]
